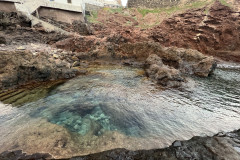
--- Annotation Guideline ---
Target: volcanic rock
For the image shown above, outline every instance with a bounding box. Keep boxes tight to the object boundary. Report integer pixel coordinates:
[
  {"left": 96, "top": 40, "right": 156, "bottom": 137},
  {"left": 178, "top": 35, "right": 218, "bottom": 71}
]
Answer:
[{"left": 0, "top": 50, "right": 79, "bottom": 89}]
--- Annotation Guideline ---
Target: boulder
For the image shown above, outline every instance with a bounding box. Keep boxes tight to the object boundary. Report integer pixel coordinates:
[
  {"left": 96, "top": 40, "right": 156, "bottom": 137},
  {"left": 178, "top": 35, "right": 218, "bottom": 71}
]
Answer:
[
  {"left": 145, "top": 54, "right": 163, "bottom": 67},
  {"left": 193, "top": 57, "right": 217, "bottom": 77},
  {"left": 155, "top": 66, "right": 183, "bottom": 87},
  {"left": 163, "top": 47, "right": 217, "bottom": 77},
  {"left": 145, "top": 54, "right": 184, "bottom": 87}
]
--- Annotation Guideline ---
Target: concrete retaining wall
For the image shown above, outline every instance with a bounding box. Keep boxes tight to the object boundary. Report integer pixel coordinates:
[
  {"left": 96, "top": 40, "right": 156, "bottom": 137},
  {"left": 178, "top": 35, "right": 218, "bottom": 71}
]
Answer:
[
  {"left": 38, "top": 7, "right": 84, "bottom": 23},
  {"left": 0, "top": 1, "right": 17, "bottom": 12},
  {"left": 127, "top": 0, "right": 181, "bottom": 8}
]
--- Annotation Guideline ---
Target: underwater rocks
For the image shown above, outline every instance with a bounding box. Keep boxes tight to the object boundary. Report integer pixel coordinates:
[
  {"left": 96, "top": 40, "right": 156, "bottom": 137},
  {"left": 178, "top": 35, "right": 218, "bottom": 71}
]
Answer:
[
  {"left": 48, "top": 106, "right": 113, "bottom": 136},
  {"left": 2, "top": 129, "right": 239, "bottom": 160},
  {"left": 67, "top": 129, "right": 240, "bottom": 160},
  {"left": 0, "top": 50, "right": 79, "bottom": 89}
]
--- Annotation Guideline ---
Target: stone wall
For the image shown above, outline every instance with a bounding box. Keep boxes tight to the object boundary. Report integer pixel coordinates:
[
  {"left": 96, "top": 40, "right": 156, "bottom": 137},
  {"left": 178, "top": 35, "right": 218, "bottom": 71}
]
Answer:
[
  {"left": 38, "top": 7, "right": 84, "bottom": 24},
  {"left": 127, "top": 0, "right": 181, "bottom": 8},
  {"left": 0, "top": 1, "right": 17, "bottom": 12}
]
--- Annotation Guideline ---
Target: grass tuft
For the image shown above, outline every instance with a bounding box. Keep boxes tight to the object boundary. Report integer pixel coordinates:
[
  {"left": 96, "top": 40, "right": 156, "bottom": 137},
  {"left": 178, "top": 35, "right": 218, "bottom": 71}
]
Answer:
[
  {"left": 218, "top": 0, "right": 232, "bottom": 7},
  {"left": 136, "top": 0, "right": 214, "bottom": 17}
]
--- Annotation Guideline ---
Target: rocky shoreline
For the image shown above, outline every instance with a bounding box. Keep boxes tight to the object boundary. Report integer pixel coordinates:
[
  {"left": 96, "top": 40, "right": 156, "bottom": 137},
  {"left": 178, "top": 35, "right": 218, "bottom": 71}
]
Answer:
[
  {"left": 0, "top": 11, "right": 217, "bottom": 90},
  {"left": 0, "top": 0, "right": 240, "bottom": 159},
  {"left": 1, "top": 129, "right": 240, "bottom": 160}
]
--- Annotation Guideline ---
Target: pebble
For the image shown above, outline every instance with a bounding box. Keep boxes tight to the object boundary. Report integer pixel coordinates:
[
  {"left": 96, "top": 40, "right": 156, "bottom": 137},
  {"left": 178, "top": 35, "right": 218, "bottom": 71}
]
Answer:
[
  {"left": 53, "top": 54, "right": 59, "bottom": 59},
  {"left": 17, "top": 46, "right": 26, "bottom": 50},
  {"left": 173, "top": 141, "right": 182, "bottom": 147},
  {"left": 72, "top": 61, "right": 80, "bottom": 67}
]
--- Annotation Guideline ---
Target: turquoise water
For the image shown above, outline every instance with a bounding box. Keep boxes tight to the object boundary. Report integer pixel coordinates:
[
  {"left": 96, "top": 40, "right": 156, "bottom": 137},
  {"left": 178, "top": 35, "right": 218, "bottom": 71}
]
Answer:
[{"left": 0, "top": 64, "right": 240, "bottom": 158}]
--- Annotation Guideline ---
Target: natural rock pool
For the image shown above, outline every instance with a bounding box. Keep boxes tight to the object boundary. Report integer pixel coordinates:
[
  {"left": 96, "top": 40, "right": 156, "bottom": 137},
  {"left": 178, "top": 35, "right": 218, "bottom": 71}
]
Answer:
[{"left": 0, "top": 64, "right": 240, "bottom": 158}]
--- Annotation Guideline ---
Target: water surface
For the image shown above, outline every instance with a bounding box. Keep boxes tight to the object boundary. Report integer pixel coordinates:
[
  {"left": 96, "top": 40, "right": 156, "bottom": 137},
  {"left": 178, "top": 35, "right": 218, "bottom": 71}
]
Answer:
[{"left": 0, "top": 64, "right": 239, "bottom": 158}]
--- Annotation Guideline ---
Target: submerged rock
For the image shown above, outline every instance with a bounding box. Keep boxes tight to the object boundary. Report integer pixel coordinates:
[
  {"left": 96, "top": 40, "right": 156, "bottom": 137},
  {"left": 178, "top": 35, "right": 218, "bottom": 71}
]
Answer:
[
  {"left": 69, "top": 129, "right": 240, "bottom": 160},
  {"left": 1, "top": 129, "right": 239, "bottom": 160}
]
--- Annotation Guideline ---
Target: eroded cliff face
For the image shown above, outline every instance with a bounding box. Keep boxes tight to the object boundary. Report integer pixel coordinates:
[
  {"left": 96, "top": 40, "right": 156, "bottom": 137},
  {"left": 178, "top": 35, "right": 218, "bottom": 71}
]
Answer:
[
  {"left": 84, "top": 1, "right": 240, "bottom": 62},
  {"left": 150, "top": 1, "right": 240, "bottom": 62}
]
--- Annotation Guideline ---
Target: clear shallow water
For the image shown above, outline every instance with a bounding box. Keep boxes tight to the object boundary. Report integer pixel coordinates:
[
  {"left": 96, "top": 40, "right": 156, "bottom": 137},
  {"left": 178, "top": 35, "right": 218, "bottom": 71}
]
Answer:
[{"left": 0, "top": 64, "right": 240, "bottom": 158}]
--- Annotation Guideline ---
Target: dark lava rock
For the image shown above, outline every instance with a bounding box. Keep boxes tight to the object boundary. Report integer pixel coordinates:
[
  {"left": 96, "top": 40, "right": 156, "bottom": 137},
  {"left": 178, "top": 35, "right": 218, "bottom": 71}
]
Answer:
[
  {"left": 69, "top": 129, "right": 240, "bottom": 160},
  {"left": 145, "top": 54, "right": 184, "bottom": 87},
  {"left": 0, "top": 36, "right": 6, "bottom": 44},
  {"left": 0, "top": 150, "right": 51, "bottom": 160}
]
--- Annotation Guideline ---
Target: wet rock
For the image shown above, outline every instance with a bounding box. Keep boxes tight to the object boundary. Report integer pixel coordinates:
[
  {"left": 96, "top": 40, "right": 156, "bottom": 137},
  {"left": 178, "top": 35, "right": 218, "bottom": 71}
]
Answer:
[
  {"left": 2, "top": 128, "right": 240, "bottom": 160},
  {"left": 69, "top": 129, "right": 240, "bottom": 160},
  {"left": 0, "top": 150, "right": 51, "bottom": 160},
  {"left": 145, "top": 54, "right": 163, "bottom": 67},
  {"left": 155, "top": 66, "right": 183, "bottom": 87},
  {"left": 194, "top": 57, "right": 217, "bottom": 77},
  {"left": 0, "top": 50, "right": 79, "bottom": 89},
  {"left": 163, "top": 47, "right": 217, "bottom": 77},
  {"left": 145, "top": 54, "right": 184, "bottom": 87},
  {"left": 78, "top": 69, "right": 88, "bottom": 75},
  {"left": 173, "top": 140, "right": 182, "bottom": 147},
  {"left": 0, "top": 36, "right": 6, "bottom": 44}
]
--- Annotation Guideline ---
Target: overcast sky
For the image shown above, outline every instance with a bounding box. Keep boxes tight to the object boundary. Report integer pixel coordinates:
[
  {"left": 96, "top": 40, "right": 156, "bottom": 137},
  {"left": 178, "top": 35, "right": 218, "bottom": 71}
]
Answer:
[{"left": 122, "top": 0, "right": 128, "bottom": 6}]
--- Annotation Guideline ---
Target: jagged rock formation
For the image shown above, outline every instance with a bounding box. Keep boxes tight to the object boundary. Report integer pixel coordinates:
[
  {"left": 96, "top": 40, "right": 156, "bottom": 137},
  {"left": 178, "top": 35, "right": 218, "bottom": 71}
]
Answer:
[{"left": 150, "top": 1, "right": 240, "bottom": 62}]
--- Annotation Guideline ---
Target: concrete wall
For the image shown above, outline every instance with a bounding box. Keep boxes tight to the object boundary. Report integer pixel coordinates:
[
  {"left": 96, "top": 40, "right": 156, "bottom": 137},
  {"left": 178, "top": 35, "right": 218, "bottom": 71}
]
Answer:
[
  {"left": 127, "top": 0, "right": 181, "bottom": 8},
  {"left": 38, "top": 7, "right": 84, "bottom": 23},
  {"left": 85, "top": 3, "right": 103, "bottom": 11},
  {"left": 0, "top": 1, "right": 17, "bottom": 12},
  {"left": 52, "top": 0, "right": 83, "bottom": 6}
]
